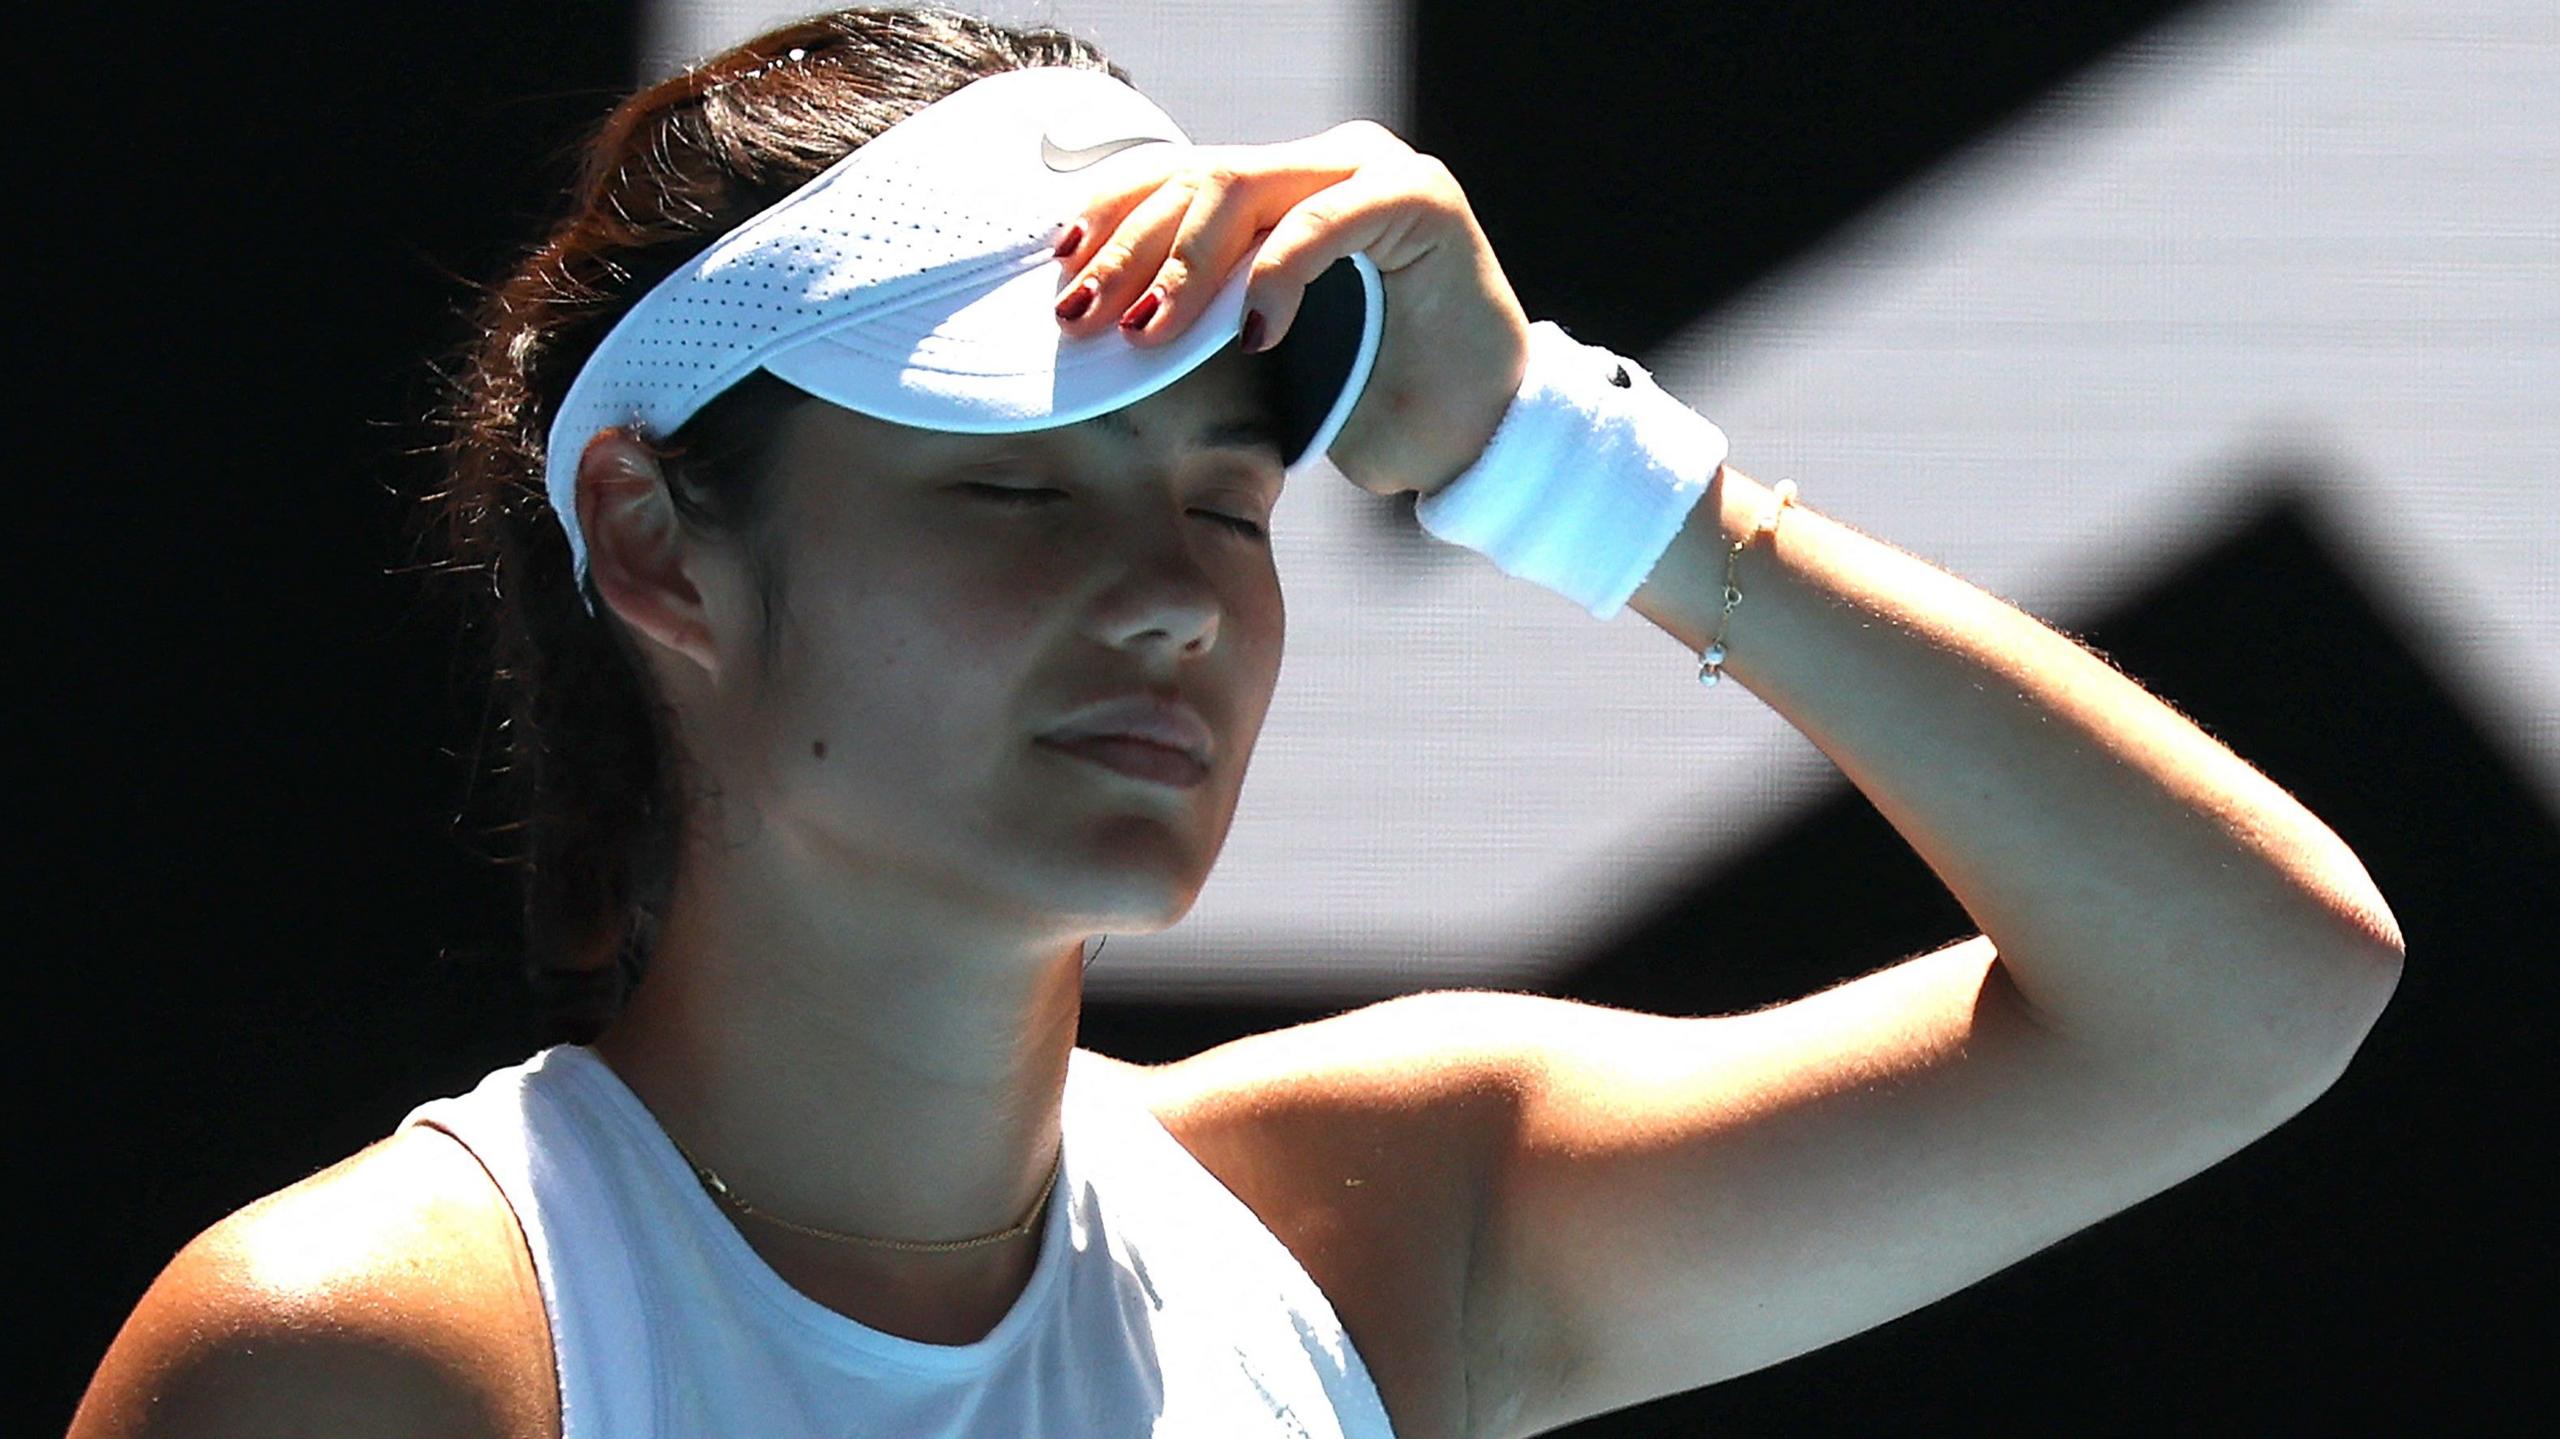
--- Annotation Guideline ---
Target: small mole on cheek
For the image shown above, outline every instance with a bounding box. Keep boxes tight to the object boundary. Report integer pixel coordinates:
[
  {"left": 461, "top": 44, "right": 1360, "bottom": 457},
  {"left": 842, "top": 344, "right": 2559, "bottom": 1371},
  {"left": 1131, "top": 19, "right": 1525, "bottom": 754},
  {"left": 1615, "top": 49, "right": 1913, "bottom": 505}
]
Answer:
[{"left": 812, "top": 739, "right": 828, "bottom": 761}]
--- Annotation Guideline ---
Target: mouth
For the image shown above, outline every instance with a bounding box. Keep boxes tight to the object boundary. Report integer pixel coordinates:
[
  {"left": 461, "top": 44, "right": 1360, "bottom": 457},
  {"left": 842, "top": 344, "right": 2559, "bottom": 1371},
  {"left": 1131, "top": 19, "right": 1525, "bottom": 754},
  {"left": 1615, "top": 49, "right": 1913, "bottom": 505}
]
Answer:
[{"left": 1035, "top": 735, "right": 1210, "bottom": 789}]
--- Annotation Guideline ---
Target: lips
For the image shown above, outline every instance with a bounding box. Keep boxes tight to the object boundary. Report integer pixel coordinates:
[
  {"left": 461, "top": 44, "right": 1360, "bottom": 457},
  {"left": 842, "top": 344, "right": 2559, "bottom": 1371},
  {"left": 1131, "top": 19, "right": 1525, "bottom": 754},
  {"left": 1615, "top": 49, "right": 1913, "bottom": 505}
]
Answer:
[
  {"left": 1039, "top": 695, "right": 1214, "bottom": 767},
  {"left": 1038, "top": 734, "right": 1210, "bottom": 788}
]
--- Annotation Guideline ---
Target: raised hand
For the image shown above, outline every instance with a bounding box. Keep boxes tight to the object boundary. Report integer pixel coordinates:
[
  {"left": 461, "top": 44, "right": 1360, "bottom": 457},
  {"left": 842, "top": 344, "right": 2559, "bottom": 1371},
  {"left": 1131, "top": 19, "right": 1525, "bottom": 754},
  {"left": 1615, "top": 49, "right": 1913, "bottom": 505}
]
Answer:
[{"left": 1051, "top": 120, "right": 1531, "bottom": 500}]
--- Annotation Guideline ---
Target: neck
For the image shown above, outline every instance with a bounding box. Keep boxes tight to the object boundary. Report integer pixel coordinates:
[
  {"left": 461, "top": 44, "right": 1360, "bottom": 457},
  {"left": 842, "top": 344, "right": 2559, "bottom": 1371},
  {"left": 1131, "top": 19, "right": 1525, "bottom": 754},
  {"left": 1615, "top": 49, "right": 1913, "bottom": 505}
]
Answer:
[{"left": 589, "top": 830, "right": 1090, "bottom": 1296}]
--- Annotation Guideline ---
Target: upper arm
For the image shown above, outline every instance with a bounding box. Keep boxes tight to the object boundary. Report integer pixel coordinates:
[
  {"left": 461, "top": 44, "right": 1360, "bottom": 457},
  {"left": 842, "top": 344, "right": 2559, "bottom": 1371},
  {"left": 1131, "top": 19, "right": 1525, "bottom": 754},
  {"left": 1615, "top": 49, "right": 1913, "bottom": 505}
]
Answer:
[
  {"left": 69, "top": 1129, "right": 553, "bottom": 1439},
  {"left": 1457, "top": 935, "right": 2356, "bottom": 1439},
  {"left": 68, "top": 1227, "right": 509, "bottom": 1438}
]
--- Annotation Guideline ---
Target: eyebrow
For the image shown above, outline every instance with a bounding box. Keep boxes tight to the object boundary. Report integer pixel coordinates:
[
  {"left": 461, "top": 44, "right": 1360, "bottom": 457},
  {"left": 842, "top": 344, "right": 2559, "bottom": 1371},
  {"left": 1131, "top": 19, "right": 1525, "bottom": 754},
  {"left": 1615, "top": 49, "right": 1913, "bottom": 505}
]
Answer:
[{"left": 1075, "top": 410, "right": 1285, "bottom": 460}]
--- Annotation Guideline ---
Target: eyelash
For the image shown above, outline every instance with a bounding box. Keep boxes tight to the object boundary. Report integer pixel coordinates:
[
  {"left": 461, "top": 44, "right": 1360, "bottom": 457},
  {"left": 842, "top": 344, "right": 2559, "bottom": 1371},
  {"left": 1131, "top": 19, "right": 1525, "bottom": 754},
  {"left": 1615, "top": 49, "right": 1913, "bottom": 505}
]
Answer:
[{"left": 961, "top": 484, "right": 1268, "bottom": 541}]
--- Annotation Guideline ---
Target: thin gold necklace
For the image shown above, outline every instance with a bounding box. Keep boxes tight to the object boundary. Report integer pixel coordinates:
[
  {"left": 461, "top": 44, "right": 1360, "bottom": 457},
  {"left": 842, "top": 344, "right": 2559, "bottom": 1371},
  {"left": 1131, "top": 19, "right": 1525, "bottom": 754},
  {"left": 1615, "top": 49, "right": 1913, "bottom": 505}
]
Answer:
[{"left": 663, "top": 1130, "right": 1061, "bottom": 1254}]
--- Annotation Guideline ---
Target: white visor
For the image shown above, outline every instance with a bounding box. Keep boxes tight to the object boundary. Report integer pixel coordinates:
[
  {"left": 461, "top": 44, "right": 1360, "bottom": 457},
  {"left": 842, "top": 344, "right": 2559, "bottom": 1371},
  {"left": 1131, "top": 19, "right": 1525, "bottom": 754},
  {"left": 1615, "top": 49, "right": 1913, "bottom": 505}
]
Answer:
[{"left": 543, "top": 65, "right": 1385, "bottom": 593}]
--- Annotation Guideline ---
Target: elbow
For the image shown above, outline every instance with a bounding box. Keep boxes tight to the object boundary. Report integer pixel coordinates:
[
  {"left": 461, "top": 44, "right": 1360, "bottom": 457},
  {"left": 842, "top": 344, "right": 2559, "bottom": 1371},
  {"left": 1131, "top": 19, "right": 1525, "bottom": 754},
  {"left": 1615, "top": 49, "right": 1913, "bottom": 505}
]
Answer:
[
  {"left": 2265, "top": 934, "right": 2404, "bottom": 1118},
  {"left": 2323, "top": 881, "right": 2409, "bottom": 1055},
  {"left": 2333, "top": 933, "right": 2405, "bottom": 1063},
  {"left": 2285, "top": 823, "right": 2408, "bottom": 1019},
  {"left": 2282, "top": 855, "right": 2408, "bottom": 1069}
]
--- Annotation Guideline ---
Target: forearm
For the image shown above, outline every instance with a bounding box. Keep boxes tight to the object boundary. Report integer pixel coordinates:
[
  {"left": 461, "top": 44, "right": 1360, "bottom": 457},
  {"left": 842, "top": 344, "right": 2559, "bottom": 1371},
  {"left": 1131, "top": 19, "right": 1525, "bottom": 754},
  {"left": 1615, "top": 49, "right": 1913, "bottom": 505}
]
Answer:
[{"left": 1627, "top": 464, "right": 2404, "bottom": 1073}]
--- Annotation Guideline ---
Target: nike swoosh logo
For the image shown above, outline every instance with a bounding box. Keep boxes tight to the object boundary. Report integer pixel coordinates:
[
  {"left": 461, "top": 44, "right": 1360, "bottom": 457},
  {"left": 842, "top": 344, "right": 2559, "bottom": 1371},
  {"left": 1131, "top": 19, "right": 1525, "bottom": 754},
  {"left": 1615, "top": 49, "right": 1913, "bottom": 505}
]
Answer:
[{"left": 1040, "top": 133, "right": 1169, "bottom": 172}]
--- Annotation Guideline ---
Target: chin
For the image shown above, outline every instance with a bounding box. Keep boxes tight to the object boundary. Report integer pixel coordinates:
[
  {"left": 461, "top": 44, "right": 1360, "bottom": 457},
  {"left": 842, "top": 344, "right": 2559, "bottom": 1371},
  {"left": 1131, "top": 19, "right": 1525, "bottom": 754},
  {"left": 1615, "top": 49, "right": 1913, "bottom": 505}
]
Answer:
[
  {"left": 1048, "top": 858, "right": 1212, "bottom": 937},
  {"left": 1082, "top": 880, "right": 1205, "bottom": 936}
]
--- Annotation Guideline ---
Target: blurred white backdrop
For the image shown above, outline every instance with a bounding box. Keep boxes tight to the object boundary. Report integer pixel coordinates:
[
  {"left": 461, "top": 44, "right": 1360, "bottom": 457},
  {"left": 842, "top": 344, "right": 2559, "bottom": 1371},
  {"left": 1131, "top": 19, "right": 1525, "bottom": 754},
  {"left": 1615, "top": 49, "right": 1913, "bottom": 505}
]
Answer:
[{"left": 645, "top": 0, "right": 2555, "bottom": 1000}]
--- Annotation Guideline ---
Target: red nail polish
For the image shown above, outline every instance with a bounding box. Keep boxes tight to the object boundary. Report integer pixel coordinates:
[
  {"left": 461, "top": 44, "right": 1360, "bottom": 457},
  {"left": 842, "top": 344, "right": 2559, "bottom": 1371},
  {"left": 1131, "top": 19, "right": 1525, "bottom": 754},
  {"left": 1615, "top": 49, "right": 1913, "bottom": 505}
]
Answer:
[
  {"left": 1055, "top": 277, "right": 1097, "bottom": 322},
  {"left": 1242, "top": 309, "right": 1266, "bottom": 353},
  {"left": 1053, "top": 221, "right": 1084, "bottom": 258},
  {"left": 1119, "top": 287, "right": 1162, "bottom": 331}
]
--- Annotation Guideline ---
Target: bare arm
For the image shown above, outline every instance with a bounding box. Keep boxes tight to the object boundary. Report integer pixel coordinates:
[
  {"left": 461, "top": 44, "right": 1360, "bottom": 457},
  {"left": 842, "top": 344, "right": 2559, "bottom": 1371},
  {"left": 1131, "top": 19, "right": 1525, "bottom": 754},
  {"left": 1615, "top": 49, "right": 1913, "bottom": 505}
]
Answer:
[
  {"left": 1623, "top": 463, "right": 2403, "bottom": 1076},
  {"left": 67, "top": 1129, "right": 552, "bottom": 1439},
  {"left": 1428, "top": 462, "right": 2406, "bottom": 1437},
  {"left": 68, "top": 1240, "right": 512, "bottom": 1439}
]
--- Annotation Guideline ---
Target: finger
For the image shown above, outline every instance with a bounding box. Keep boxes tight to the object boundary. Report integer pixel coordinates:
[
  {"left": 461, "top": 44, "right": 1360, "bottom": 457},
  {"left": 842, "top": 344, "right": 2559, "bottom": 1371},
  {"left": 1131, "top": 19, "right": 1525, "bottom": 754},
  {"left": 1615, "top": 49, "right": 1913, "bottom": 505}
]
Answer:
[
  {"left": 1054, "top": 172, "right": 1192, "bottom": 335},
  {"left": 1049, "top": 148, "right": 1190, "bottom": 274},
  {"left": 1111, "top": 172, "right": 1273, "bottom": 345},
  {"left": 1113, "top": 129, "right": 1412, "bottom": 343},
  {"left": 1055, "top": 136, "right": 1380, "bottom": 340},
  {"left": 1242, "top": 152, "right": 1458, "bottom": 351},
  {"left": 1051, "top": 124, "right": 1404, "bottom": 276}
]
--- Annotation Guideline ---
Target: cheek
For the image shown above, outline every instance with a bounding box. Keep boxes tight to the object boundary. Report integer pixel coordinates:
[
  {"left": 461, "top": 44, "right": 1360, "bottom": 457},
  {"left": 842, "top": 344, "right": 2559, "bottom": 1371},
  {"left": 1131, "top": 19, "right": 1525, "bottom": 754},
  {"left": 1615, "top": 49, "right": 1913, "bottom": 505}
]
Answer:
[
  {"left": 1235, "top": 582, "right": 1286, "bottom": 732},
  {"left": 750, "top": 533, "right": 1059, "bottom": 773},
  {"left": 855, "top": 539, "right": 1081, "bottom": 685}
]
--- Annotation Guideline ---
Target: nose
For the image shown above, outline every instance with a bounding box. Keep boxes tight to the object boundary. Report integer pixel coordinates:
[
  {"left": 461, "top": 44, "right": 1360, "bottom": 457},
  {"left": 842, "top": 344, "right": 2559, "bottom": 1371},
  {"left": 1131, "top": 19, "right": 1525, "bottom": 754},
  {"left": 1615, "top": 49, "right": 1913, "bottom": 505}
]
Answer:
[{"left": 1085, "top": 530, "right": 1223, "bottom": 658}]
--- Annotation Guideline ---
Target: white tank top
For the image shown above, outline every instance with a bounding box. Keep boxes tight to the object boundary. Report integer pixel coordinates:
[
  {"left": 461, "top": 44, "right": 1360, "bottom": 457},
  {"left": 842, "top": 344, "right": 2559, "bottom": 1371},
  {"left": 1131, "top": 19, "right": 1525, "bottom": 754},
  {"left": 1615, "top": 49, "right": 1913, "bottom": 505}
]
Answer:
[{"left": 397, "top": 1044, "right": 1399, "bottom": 1437}]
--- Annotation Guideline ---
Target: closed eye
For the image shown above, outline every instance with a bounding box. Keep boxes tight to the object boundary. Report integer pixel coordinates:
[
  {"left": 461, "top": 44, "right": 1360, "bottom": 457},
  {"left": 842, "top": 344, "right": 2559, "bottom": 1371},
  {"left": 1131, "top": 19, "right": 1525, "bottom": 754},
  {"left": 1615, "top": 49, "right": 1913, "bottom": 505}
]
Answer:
[
  {"left": 959, "top": 484, "right": 1267, "bottom": 541},
  {"left": 959, "top": 483, "right": 1066, "bottom": 507}
]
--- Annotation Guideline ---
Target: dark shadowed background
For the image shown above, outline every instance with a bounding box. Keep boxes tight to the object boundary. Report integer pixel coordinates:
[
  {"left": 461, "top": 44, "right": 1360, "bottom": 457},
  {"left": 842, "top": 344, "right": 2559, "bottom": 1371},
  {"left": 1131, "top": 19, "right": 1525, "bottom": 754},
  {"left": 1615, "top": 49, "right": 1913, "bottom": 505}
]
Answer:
[{"left": 35, "top": 0, "right": 2550, "bottom": 1432}]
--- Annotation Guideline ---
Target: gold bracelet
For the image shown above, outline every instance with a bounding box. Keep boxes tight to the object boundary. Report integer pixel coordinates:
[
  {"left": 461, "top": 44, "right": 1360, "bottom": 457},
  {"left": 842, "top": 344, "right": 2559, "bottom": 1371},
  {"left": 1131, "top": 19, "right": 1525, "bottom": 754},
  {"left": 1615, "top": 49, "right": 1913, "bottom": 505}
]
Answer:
[{"left": 1697, "top": 476, "right": 1798, "bottom": 687}]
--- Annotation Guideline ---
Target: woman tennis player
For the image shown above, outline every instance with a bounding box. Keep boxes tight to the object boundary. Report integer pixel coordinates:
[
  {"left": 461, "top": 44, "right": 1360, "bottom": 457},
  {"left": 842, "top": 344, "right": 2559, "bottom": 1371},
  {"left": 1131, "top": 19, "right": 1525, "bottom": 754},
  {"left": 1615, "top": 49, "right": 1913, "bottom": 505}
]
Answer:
[{"left": 71, "top": 7, "right": 2403, "bottom": 1437}]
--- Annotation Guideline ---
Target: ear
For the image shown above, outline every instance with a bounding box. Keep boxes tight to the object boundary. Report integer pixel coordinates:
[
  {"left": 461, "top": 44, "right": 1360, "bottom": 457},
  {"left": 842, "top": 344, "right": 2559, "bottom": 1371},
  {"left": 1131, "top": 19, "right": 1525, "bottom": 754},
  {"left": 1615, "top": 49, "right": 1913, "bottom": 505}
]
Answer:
[{"left": 576, "top": 427, "right": 724, "bottom": 681}]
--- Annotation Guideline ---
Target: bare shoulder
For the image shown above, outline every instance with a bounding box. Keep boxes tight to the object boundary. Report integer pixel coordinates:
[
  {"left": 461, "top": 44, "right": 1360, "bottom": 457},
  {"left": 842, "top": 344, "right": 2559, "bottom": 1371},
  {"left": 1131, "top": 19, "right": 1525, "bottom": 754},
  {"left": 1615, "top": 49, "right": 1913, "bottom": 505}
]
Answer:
[
  {"left": 1104, "top": 991, "right": 1535, "bottom": 1439},
  {"left": 1107, "top": 989, "right": 1528, "bottom": 1228},
  {"left": 69, "top": 1124, "right": 560, "bottom": 1439},
  {"left": 1128, "top": 989, "right": 1530, "bottom": 1152}
]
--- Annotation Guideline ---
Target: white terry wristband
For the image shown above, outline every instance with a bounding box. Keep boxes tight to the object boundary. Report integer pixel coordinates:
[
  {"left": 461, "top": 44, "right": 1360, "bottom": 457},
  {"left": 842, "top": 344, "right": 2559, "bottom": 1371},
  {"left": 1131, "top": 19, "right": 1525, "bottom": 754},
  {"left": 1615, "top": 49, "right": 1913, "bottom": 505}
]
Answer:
[{"left": 1412, "top": 319, "right": 1729, "bottom": 620}]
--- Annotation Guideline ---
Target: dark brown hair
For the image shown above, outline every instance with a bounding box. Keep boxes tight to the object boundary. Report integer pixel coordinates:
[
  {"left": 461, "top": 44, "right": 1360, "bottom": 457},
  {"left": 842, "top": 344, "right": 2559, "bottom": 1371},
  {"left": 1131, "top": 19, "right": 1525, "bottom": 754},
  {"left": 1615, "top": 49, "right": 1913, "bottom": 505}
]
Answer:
[{"left": 420, "top": 7, "right": 1131, "bottom": 1044}]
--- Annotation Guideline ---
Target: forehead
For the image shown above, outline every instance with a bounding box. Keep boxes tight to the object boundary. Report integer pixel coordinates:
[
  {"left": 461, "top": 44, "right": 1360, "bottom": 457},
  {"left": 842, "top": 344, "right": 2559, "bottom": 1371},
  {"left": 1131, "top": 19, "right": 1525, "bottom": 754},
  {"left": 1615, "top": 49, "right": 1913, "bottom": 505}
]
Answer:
[{"left": 1078, "top": 345, "right": 1281, "bottom": 442}]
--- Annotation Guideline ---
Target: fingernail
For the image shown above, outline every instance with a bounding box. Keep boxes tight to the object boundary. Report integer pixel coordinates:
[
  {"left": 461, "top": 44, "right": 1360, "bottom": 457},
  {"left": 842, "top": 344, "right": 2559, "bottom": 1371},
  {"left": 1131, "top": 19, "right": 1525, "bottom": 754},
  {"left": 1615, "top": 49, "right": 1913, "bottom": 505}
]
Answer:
[
  {"left": 1119, "top": 286, "right": 1163, "bottom": 332},
  {"left": 1242, "top": 309, "right": 1266, "bottom": 354},
  {"left": 1055, "top": 276, "right": 1098, "bottom": 322},
  {"left": 1053, "top": 221, "right": 1084, "bottom": 259}
]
